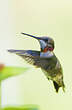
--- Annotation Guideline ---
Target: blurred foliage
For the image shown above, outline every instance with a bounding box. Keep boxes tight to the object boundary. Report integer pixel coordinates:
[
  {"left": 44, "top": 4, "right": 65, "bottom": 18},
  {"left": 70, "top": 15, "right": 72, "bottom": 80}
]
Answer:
[
  {"left": 0, "top": 66, "right": 28, "bottom": 81},
  {"left": 0, "top": 65, "right": 39, "bottom": 110},
  {"left": 3, "top": 105, "right": 39, "bottom": 110}
]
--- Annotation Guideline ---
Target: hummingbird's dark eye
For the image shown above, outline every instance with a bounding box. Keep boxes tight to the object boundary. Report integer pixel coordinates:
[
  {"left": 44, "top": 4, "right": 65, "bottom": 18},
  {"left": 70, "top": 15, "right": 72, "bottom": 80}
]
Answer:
[{"left": 44, "top": 39, "right": 48, "bottom": 42}]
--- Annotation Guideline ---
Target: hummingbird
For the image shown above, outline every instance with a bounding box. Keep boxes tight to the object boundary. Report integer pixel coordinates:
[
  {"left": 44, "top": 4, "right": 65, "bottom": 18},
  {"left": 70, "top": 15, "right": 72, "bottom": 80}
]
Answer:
[{"left": 8, "top": 33, "right": 65, "bottom": 93}]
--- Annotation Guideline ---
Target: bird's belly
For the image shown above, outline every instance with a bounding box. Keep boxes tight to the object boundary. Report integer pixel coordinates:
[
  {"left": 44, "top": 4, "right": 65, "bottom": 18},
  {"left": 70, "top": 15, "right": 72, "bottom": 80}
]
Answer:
[{"left": 41, "top": 68, "right": 57, "bottom": 80}]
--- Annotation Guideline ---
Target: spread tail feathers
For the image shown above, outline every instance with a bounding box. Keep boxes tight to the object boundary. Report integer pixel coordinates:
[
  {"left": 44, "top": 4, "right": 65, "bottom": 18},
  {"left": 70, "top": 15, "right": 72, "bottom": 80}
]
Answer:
[{"left": 53, "top": 81, "right": 65, "bottom": 93}]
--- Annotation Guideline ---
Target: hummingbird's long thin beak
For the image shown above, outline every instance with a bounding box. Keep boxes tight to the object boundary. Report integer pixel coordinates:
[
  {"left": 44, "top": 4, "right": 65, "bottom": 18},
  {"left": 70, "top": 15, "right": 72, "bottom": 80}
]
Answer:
[{"left": 21, "top": 32, "right": 41, "bottom": 40}]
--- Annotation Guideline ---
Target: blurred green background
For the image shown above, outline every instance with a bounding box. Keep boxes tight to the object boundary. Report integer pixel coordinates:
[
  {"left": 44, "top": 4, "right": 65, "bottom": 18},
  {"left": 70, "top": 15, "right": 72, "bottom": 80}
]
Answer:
[{"left": 0, "top": 0, "right": 72, "bottom": 110}]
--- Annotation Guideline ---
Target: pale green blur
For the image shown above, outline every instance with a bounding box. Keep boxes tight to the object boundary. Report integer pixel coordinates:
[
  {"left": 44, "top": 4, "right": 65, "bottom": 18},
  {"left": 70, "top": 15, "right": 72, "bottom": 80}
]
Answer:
[{"left": 0, "top": 0, "right": 72, "bottom": 110}]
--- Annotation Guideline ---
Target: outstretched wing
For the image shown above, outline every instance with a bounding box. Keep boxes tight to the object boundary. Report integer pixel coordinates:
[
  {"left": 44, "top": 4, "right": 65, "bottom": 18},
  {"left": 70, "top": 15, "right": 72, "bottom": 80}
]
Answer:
[
  {"left": 8, "top": 49, "right": 40, "bottom": 67},
  {"left": 8, "top": 49, "right": 55, "bottom": 68}
]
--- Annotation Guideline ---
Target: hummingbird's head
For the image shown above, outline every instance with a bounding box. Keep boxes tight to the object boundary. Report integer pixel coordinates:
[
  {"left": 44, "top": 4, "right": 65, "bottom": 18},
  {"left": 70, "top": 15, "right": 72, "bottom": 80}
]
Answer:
[
  {"left": 39, "top": 37, "right": 54, "bottom": 52},
  {"left": 21, "top": 33, "right": 54, "bottom": 52}
]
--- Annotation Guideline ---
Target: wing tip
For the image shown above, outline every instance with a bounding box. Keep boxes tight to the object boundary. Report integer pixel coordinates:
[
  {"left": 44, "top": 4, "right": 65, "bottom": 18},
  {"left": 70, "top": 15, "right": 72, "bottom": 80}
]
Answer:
[{"left": 8, "top": 49, "right": 16, "bottom": 53}]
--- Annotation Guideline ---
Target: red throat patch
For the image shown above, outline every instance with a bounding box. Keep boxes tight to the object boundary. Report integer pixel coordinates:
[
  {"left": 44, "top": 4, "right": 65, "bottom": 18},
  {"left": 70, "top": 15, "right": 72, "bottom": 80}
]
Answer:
[
  {"left": 43, "top": 46, "right": 48, "bottom": 52},
  {"left": 43, "top": 46, "right": 53, "bottom": 52},
  {"left": 48, "top": 47, "right": 53, "bottom": 51}
]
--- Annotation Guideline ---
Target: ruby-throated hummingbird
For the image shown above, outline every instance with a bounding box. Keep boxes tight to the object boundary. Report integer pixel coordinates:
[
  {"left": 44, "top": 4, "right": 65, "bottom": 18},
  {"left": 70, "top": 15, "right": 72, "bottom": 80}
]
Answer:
[{"left": 8, "top": 33, "right": 65, "bottom": 92}]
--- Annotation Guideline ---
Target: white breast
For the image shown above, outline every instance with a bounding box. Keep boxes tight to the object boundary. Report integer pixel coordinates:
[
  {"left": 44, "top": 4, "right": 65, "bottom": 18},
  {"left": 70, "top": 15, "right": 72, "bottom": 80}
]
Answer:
[{"left": 40, "top": 51, "right": 54, "bottom": 58}]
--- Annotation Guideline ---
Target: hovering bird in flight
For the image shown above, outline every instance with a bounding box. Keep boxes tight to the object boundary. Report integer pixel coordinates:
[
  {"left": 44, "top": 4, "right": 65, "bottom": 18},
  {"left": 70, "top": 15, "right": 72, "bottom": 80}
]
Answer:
[{"left": 8, "top": 33, "right": 65, "bottom": 92}]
